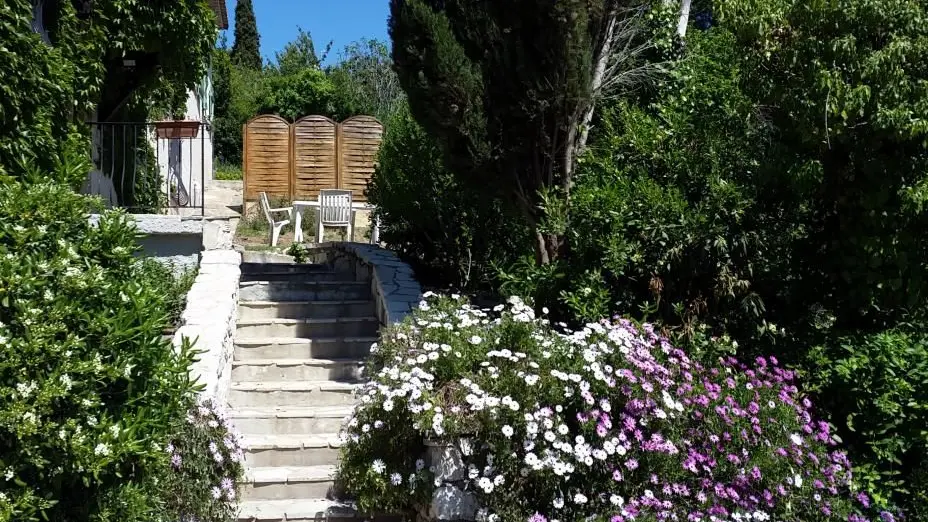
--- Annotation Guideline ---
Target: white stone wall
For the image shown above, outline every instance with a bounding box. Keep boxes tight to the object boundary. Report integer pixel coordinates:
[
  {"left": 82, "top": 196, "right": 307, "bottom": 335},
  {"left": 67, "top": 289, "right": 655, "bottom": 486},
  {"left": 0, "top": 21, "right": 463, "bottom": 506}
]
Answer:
[
  {"left": 172, "top": 249, "right": 242, "bottom": 406},
  {"left": 309, "top": 242, "right": 423, "bottom": 326}
]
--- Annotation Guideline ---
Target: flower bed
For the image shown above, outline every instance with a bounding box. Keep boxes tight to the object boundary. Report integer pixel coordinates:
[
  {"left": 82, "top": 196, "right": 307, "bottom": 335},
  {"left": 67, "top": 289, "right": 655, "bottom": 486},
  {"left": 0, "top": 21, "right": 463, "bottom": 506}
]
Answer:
[{"left": 337, "top": 294, "right": 897, "bottom": 522}]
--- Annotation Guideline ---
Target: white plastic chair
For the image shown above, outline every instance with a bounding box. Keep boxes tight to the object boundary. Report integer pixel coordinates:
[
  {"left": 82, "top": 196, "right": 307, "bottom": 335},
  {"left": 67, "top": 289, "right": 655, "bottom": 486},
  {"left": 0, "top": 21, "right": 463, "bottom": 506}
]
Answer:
[
  {"left": 316, "top": 189, "right": 353, "bottom": 243},
  {"left": 260, "top": 192, "right": 293, "bottom": 246}
]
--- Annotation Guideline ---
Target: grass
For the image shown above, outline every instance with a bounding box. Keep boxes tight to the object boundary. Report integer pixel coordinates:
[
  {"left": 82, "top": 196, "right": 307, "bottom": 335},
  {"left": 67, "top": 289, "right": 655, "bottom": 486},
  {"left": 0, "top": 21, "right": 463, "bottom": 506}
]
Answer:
[
  {"left": 214, "top": 162, "right": 243, "bottom": 181},
  {"left": 232, "top": 196, "right": 376, "bottom": 247}
]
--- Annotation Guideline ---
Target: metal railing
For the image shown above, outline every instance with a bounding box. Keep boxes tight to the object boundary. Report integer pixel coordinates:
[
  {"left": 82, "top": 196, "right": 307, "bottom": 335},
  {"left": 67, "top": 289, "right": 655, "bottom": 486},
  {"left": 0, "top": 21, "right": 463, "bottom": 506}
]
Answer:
[{"left": 85, "top": 121, "right": 209, "bottom": 215}]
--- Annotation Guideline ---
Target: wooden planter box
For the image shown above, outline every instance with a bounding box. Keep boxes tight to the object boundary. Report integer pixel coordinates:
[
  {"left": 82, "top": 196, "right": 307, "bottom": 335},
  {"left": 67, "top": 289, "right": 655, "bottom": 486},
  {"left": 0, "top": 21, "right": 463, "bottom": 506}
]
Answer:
[{"left": 154, "top": 120, "right": 200, "bottom": 139}]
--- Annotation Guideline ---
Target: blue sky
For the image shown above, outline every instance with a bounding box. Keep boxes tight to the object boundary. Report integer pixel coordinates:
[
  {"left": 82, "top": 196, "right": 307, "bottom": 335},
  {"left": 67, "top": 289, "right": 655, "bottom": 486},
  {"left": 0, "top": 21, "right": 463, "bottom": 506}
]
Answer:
[{"left": 223, "top": 0, "right": 390, "bottom": 66}]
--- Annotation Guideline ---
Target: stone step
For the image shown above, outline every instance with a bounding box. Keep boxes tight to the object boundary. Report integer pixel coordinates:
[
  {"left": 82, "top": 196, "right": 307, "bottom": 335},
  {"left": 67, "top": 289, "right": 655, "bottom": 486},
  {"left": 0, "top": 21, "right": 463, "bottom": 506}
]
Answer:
[
  {"left": 243, "top": 434, "right": 342, "bottom": 467},
  {"left": 237, "top": 498, "right": 362, "bottom": 522},
  {"left": 239, "top": 281, "right": 371, "bottom": 302},
  {"left": 229, "top": 406, "right": 353, "bottom": 435},
  {"left": 243, "top": 465, "right": 336, "bottom": 501},
  {"left": 238, "top": 300, "right": 375, "bottom": 321},
  {"left": 230, "top": 381, "right": 361, "bottom": 408},
  {"left": 232, "top": 358, "right": 364, "bottom": 382},
  {"left": 240, "top": 271, "right": 345, "bottom": 283},
  {"left": 241, "top": 262, "right": 331, "bottom": 275},
  {"left": 236, "top": 317, "right": 380, "bottom": 339},
  {"left": 234, "top": 337, "right": 377, "bottom": 360}
]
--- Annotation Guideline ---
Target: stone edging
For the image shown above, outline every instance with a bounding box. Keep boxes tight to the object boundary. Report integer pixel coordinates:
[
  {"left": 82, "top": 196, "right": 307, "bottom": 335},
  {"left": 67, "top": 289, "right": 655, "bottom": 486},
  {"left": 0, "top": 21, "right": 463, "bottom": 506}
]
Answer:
[
  {"left": 172, "top": 249, "right": 242, "bottom": 406},
  {"left": 310, "top": 242, "right": 423, "bottom": 326}
]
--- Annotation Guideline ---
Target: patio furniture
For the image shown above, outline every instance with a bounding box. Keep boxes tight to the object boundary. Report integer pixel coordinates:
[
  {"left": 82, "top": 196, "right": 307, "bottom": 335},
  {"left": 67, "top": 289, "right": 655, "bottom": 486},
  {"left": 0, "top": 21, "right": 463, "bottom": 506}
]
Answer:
[
  {"left": 292, "top": 197, "right": 379, "bottom": 244},
  {"left": 259, "top": 191, "right": 293, "bottom": 246},
  {"left": 316, "top": 189, "right": 353, "bottom": 243}
]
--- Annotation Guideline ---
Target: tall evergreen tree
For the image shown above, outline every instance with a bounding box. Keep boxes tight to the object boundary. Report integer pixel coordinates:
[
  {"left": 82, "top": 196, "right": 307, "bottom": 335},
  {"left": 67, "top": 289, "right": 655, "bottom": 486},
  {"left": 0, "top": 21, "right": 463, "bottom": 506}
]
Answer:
[
  {"left": 389, "top": 0, "right": 657, "bottom": 264},
  {"left": 231, "top": 0, "right": 262, "bottom": 69}
]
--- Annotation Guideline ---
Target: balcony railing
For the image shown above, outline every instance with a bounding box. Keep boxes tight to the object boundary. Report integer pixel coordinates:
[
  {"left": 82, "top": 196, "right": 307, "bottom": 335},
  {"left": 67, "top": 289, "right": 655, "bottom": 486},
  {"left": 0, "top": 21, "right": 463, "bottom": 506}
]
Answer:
[{"left": 85, "top": 121, "right": 210, "bottom": 215}]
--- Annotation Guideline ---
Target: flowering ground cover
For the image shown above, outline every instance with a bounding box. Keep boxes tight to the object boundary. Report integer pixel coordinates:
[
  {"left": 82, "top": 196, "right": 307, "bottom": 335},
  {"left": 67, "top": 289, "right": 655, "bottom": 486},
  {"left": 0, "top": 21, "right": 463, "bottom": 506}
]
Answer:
[
  {"left": 337, "top": 294, "right": 897, "bottom": 522},
  {"left": 161, "top": 398, "right": 245, "bottom": 522}
]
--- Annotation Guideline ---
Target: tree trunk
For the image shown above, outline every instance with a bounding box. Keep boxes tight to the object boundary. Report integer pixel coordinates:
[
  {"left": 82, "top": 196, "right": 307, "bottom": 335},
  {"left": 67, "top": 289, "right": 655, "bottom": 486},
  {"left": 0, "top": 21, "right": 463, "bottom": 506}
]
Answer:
[
  {"left": 534, "top": 231, "right": 564, "bottom": 266},
  {"left": 677, "top": 0, "right": 692, "bottom": 37},
  {"left": 581, "top": 7, "right": 617, "bottom": 151}
]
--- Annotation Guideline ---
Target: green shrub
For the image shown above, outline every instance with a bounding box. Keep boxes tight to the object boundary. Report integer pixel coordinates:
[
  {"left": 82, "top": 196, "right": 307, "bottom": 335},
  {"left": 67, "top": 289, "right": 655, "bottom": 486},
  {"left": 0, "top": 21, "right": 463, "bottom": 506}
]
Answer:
[
  {"left": 214, "top": 163, "right": 243, "bottom": 181},
  {"left": 367, "top": 107, "right": 528, "bottom": 292},
  {"left": 804, "top": 327, "right": 928, "bottom": 518},
  {"left": 161, "top": 399, "right": 245, "bottom": 522},
  {"left": 286, "top": 242, "right": 309, "bottom": 262},
  {"left": 132, "top": 259, "right": 197, "bottom": 328},
  {"left": 0, "top": 169, "right": 198, "bottom": 521},
  {"left": 339, "top": 294, "right": 897, "bottom": 521}
]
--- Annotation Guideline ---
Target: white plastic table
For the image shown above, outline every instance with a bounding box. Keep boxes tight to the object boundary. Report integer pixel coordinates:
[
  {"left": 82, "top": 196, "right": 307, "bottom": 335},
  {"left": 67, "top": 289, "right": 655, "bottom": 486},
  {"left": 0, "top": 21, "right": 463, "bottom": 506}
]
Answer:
[{"left": 292, "top": 200, "right": 380, "bottom": 244}]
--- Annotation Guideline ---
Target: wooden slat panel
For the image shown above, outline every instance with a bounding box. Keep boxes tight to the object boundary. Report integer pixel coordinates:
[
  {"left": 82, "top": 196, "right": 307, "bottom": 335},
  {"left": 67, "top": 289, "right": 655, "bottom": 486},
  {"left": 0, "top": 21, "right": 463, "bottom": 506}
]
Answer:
[
  {"left": 243, "top": 114, "right": 384, "bottom": 205},
  {"left": 244, "top": 115, "right": 291, "bottom": 200},
  {"left": 292, "top": 116, "right": 337, "bottom": 202},
  {"left": 337, "top": 116, "right": 383, "bottom": 203}
]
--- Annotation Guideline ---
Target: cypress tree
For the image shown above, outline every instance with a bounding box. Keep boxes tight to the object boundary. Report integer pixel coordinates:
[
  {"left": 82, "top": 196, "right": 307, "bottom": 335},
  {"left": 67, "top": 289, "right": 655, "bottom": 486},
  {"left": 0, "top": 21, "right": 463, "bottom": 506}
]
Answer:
[
  {"left": 389, "top": 0, "right": 642, "bottom": 264},
  {"left": 231, "top": 0, "right": 262, "bottom": 70}
]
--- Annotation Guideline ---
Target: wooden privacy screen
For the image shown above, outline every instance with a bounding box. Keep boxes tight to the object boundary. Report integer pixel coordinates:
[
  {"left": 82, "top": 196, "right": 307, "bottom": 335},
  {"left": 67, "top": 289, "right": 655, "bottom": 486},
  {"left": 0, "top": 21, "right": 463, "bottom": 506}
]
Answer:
[
  {"left": 338, "top": 116, "right": 382, "bottom": 199},
  {"left": 243, "top": 115, "right": 291, "bottom": 199},
  {"left": 243, "top": 114, "right": 384, "bottom": 203},
  {"left": 293, "top": 116, "right": 338, "bottom": 200}
]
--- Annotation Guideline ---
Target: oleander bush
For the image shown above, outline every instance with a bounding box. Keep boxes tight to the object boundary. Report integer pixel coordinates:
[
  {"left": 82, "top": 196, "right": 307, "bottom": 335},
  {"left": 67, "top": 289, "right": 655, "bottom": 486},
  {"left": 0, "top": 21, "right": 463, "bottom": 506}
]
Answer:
[
  {"left": 0, "top": 159, "right": 236, "bottom": 521},
  {"left": 338, "top": 294, "right": 898, "bottom": 522}
]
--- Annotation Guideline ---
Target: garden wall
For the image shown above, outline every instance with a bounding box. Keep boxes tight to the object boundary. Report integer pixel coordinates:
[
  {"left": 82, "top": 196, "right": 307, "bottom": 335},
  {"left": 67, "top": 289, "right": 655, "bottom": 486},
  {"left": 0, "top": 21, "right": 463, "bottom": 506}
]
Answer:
[
  {"left": 172, "top": 249, "right": 242, "bottom": 405},
  {"left": 89, "top": 214, "right": 236, "bottom": 272},
  {"left": 308, "top": 242, "right": 423, "bottom": 326}
]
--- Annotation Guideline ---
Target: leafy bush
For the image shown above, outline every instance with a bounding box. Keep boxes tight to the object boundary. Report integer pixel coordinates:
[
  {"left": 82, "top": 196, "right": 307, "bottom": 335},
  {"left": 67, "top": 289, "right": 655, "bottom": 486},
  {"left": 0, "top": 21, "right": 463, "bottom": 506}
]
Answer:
[
  {"left": 368, "top": 107, "right": 528, "bottom": 292},
  {"left": 259, "top": 67, "right": 343, "bottom": 122},
  {"left": 132, "top": 259, "right": 197, "bottom": 328},
  {"left": 287, "top": 242, "right": 309, "bottom": 263},
  {"left": 338, "top": 294, "right": 897, "bottom": 521},
  {"left": 214, "top": 163, "right": 243, "bottom": 181},
  {"left": 804, "top": 327, "right": 928, "bottom": 518},
  {"left": 161, "top": 399, "right": 245, "bottom": 522},
  {"left": 0, "top": 172, "right": 202, "bottom": 521}
]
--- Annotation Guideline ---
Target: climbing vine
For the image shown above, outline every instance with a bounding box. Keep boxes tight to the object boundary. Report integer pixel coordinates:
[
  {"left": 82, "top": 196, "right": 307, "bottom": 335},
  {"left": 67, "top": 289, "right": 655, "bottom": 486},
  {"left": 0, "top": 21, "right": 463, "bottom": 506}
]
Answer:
[{"left": 0, "top": 0, "right": 217, "bottom": 178}]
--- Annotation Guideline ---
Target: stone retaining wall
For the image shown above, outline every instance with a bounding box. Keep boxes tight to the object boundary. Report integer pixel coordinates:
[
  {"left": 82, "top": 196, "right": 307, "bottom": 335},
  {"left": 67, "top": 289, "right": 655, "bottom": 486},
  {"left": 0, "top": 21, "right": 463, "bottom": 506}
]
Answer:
[
  {"left": 310, "top": 242, "right": 423, "bottom": 326},
  {"left": 172, "top": 249, "right": 242, "bottom": 406},
  {"left": 89, "top": 214, "right": 236, "bottom": 273}
]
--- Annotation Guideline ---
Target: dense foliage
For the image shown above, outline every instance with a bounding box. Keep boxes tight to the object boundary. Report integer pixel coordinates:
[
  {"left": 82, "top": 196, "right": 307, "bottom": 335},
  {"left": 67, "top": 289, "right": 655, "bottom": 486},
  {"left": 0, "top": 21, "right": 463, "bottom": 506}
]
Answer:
[
  {"left": 367, "top": 107, "right": 526, "bottom": 290},
  {"left": 328, "top": 38, "right": 406, "bottom": 122},
  {"left": 0, "top": 0, "right": 217, "bottom": 177},
  {"left": 133, "top": 259, "right": 197, "bottom": 328},
  {"left": 389, "top": 0, "right": 627, "bottom": 263},
  {"left": 212, "top": 44, "right": 239, "bottom": 164},
  {"left": 339, "top": 294, "right": 897, "bottom": 521},
  {"left": 804, "top": 328, "right": 928, "bottom": 517},
  {"left": 373, "top": 0, "right": 928, "bottom": 516},
  {"left": 0, "top": 159, "right": 199, "bottom": 521},
  {"left": 230, "top": 0, "right": 261, "bottom": 69}
]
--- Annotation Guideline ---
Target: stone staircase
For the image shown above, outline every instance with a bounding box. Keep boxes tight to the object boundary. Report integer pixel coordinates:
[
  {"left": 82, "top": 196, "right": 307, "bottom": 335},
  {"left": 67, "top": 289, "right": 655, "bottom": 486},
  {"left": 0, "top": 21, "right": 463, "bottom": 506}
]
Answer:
[{"left": 232, "top": 261, "right": 378, "bottom": 522}]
